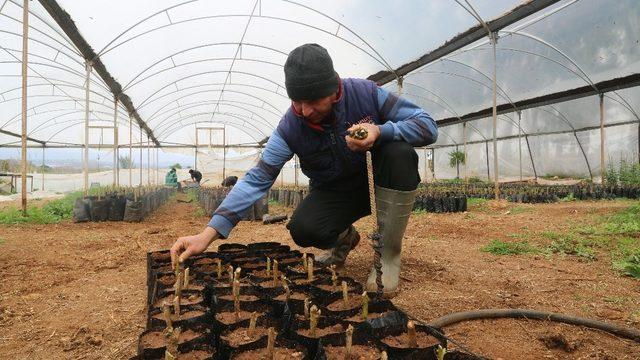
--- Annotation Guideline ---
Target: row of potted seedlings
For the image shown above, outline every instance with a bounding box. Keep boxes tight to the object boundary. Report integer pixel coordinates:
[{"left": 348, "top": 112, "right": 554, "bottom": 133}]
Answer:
[
  {"left": 195, "top": 188, "right": 269, "bottom": 221},
  {"left": 268, "top": 188, "right": 307, "bottom": 209},
  {"left": 413, "top": 193, "right": 467, "bottom": 213},
  {"left": 73, "top": 186, "right": 175, "bottom": 223},
  {"left": 139, "top": 242, "right": 474, "bottom": 359},
  {"left": 422, "top": 182, "right": 640, "bottom": 203}
]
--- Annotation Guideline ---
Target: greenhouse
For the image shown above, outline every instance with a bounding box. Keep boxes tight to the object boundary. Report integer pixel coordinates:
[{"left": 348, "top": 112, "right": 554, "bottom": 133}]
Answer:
[{"left": 1, "top": 0, "right": 639, "bottom": 359}]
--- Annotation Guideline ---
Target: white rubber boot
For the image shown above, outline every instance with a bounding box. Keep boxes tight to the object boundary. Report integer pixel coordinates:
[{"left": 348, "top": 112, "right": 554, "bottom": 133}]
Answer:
[{"left": 366, "top": 186, "right": 417, "bottom": 296}]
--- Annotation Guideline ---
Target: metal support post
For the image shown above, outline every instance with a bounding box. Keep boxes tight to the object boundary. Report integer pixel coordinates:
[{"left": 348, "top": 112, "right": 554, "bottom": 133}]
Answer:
[
  {"left": 490, "top": 31, "right": 499, "bottom": 199},
  {"left": 83, "top": 61, "right": 92, "bottom": 196},
  {"left": 599, "top": 94, "right": 605, "bottom": 183},
  {"left": 21, "top": 0, "right": 29, "bottom": 214}
]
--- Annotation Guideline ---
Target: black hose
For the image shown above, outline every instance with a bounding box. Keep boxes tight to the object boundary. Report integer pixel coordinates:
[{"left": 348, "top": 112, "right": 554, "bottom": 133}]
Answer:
[{"left": 428, "top": 308, "right": 640, "bottom": 343}]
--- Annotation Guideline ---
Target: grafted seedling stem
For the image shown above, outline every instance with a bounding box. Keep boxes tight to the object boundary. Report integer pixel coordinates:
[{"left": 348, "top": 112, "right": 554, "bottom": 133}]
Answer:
[
  {"left": 266, "top": 327, "right": 276, "bottom": 360},
  {"left": 307, "top": 257, "right": 314, "bottom": 281},
  {"left": 309, "top": 305, "right": 320, "bottom": 337},
  {"left": 407, "top": 320, "right": 417, "bottom": 348},
  {"left": 361, "top": 291, "right": 369, "bottom": 320},
  {"left": 330, "top": 265, "right": 338, "bottom": 289},
  {"left": 215, "top": 258, "right": 222, "bottom": 279},
  {"left": 248, "top": 311, "right": 258, "bottom": 338},
  {"left": 345, "top": 324, "right": 354, "bottom": 360},
  {"left": 342, "top": 281, "right": 349, "bottom": 309}
]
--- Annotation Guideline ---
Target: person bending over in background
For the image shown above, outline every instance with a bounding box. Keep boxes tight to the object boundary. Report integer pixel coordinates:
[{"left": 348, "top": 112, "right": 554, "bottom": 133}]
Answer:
[
  {"left": 189, "top": 169, "right": 202, "bottom": 184},
  {"left": 171, "top": 43, "right": 438, "bottom": 295}
]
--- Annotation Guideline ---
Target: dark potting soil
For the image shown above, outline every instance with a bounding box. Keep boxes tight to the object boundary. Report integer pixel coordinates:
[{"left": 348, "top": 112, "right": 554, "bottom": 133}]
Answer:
[
  {"left": 152, "top": 309, "right": 205, "bottom": 323},
  {"left": 153, "top": 293, "right": 203, "bottom": 308},
  {"left": 316, "top": 283, "right": 358, "bottom": 293},
  {"left": 221, "top": 327, "right": 267, "bottom": 347},
  {"left": 327, "top": 297, "right": 363, "bottom": 312},
  {"left": 292, "top": 277, "right": 316, "bottom": 285},
  {"left": 296, "top": 323, "right": 344, "bottom": 338},
  {"left": 277, "top": 257, "right": 300, "bottom": 265},
  {"left": 257, "top": 280, "right": 282, "bottom": 288},
  {"left": 324, "top": 344, "right": 381, "bottom": 359},
  {"left": 218, "top": 294, "right": 260, "bottom": 302},
  {"left": 232, "top": 347, "right": 305, "bottom": 359},
  {"left": 274, "top": 291, "right": 307, "bottom": 301},
  {"left": 381, "top": 332, "right": 440, "bottom": 349},
  {"left": 215, "top": 311, "right": 264, "bottom": 325},
  {"left": 178, "top": 349, "right": 215, "bottom": 360},
  {"left": 345, "top": 311, "right": 391, "bottom": 323},
  {"left": 242, "top": 262, "right": 264, "bottom": 269},
  {"left": 139, "top": 328, "right": 202, "bottom": 348},
  {"left": 193, "top": 257, "right": 220, "bottom": 266},
  {"left": 151, "top": 252, "right": 171, "bottom": 262}
]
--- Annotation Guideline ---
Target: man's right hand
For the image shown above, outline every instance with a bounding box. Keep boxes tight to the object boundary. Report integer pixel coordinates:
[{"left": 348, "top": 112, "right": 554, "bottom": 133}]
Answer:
[{"left": 171, "top": 226, "right": 219, "bottom": 268}]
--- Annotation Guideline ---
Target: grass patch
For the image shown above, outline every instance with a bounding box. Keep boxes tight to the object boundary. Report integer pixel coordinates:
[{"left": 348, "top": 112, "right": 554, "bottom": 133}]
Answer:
[
  {"left": 0, "top": 191, "right": 82, "bottom": 225},
  {"left": 0, "top": 237, "right": 4, "bottom": 245},
  {"left": 467, "top": 198, "right": 488, "bottom": 207},
  {"left": 481, "top": 240, "right": 540, "bottom": 255},
  {"left": 193, "top": 207, "right": 206, "bottom": 217}
]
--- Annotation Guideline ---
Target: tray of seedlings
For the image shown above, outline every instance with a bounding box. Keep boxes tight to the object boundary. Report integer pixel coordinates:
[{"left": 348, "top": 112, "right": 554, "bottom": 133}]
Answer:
[
  {"left": 73, "top": 185, "right": 175, "bottom": 223},
  {"left": 136, "top": 241, "right": 485, "bottom": 359}
]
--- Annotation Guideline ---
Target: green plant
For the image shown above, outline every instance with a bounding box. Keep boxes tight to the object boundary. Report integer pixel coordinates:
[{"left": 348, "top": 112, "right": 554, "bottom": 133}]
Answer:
[
  {"left": 118, "top": 155, "right": 135, "bottom": 169},
  {"left": 481, "top": 240, "right": 540, "bottom": 255},
  {"left": 171, "top": 163, "right": 183, "bottom": 169},
  {"left": 448, "top": 150, "right": 465, "bottom": 178},
  {"left": 193, "top": 207, "right": 206, "bottom": 217},
  {"left": 0, "top": 191, "right": 82, "bottom": 225},
  {"left": 467, "top": 198, "right": 488, "bottom": 207}
]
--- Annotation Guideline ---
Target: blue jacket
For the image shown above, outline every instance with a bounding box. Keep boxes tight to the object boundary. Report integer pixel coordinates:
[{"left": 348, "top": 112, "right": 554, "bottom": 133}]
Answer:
[{"left": 209, "top": 78, "right": 438, "bottom": 238}]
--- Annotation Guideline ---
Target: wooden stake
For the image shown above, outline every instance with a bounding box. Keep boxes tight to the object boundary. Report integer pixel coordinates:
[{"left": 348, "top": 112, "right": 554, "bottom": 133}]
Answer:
[
  {"left": 215, "top": 258, "right": 222, "bottom": 279},
  {"left": 407, "top": 320, "right": 417, "bottom": 348},
  {"left": 234, "top": 267, "right": 242, "bottom": 283},
  {"left": 304, "top": 298, "right": 310, "bottom": 319},
  {"left": 381, "top": 351, "right": 388, "bottom": 360},
  {"left": 309, "top": 305, "right": 320, "bottom": 337},
  {"left": 173, "top": 295, "right": 181, "bottom": 317},
  {"left": 361, "top": 291, "right": 369, "bottom": 320},
  {"left": 345, "top": 324, "right": 354, "bottom": 360},
  {"left": 248, "top": 311, "right": 257, "bottom": 338},
  {"left": 342, "top": 281, "right": 349, "bottom": 309},
  {"left": 307, "top": 257, "right": 314, "bottom": 282},
  {"left": 330, "top": 265, "right": 338, "bottom": 289},
  {"left": 302, "top": 253, "right": 307, "bottom": 269},
  {"left": 266, "top": 327, "right": 276, "bottom": 360}
]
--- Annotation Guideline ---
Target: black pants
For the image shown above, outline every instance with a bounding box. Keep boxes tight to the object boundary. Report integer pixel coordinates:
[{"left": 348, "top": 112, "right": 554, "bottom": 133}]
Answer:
[{"left": 287, "top": 141, "right": 420, "bottom": 249}]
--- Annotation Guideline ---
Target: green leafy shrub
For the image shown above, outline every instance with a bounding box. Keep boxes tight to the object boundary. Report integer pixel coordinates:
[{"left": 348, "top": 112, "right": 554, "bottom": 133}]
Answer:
[{"left": 481, "top": 240, "right": 540, "bottom": 255}]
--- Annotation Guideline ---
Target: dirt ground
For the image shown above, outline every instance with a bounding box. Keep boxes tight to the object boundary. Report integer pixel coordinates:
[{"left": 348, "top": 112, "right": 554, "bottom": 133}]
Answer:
[{"left": 0, "top": 196, "right": 639, "bottom": 359}]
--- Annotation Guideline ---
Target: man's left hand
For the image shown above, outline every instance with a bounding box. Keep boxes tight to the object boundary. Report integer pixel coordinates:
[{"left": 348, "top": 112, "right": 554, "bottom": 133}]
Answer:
[{"left": 345, "top": 123, "right": 380, "bottom": 152}]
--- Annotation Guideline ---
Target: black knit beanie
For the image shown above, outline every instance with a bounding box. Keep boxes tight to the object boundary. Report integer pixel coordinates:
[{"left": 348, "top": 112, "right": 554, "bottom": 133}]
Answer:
[{"left": 284, "top": 43, "right": 339, "bottom": 101}]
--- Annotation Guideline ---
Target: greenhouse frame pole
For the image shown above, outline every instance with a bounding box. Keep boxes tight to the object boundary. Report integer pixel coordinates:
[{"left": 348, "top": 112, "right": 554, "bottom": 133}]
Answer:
[
  {"left": 194, "top": 126, "right": 198, "bottom": 171},
  {"left": 113, "top": 97, "right": 118, "bottom": 186},
  {"left": 222, "top": 126, "right": 226, "bottom": 181},
  {"left": 463, "top": 122, "right": 467, "bottom": 181},
  {"left": 485, "top": 141, "right": 490, "bottom": 180},
  {"left": 599, "top": 94, "right": 605, "bottom": 183},
  {"left": 41, "top": 146, "right": 45, "bottom": 191},
  {"left": 20, "top": 0, "right": 28, "bottom": 215},
  {"left": 294, "top": 155, "right": 298, "bottom": 188},
  {"left": 147, "top": 136, "right": 150, "bottom": 186},
  {"left": 155, "top": 148, "right": 159, "bottom": 185},
  {"left": 518, "top": 111, "right": 522, "bottom": 181},
  {"left": 490, "top": 32, "right": 499, "bottom": 199},
  {"left": 83, "top": 61, "right": 91, "bottom": 197},
  {"left": 129, "top": 112, "right": 132, "bottom": 187},
  {"left": 139, "top": 127, "right": 143, "bottom": 186},
  {"left": 423, "top": 147, "right": 428, "bottom": 182}
]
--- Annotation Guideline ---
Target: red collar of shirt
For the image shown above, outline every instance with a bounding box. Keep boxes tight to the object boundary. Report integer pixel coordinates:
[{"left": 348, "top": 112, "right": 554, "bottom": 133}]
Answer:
[{"left": 290, "top": 78, "right": 343, "bottom": 131}]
